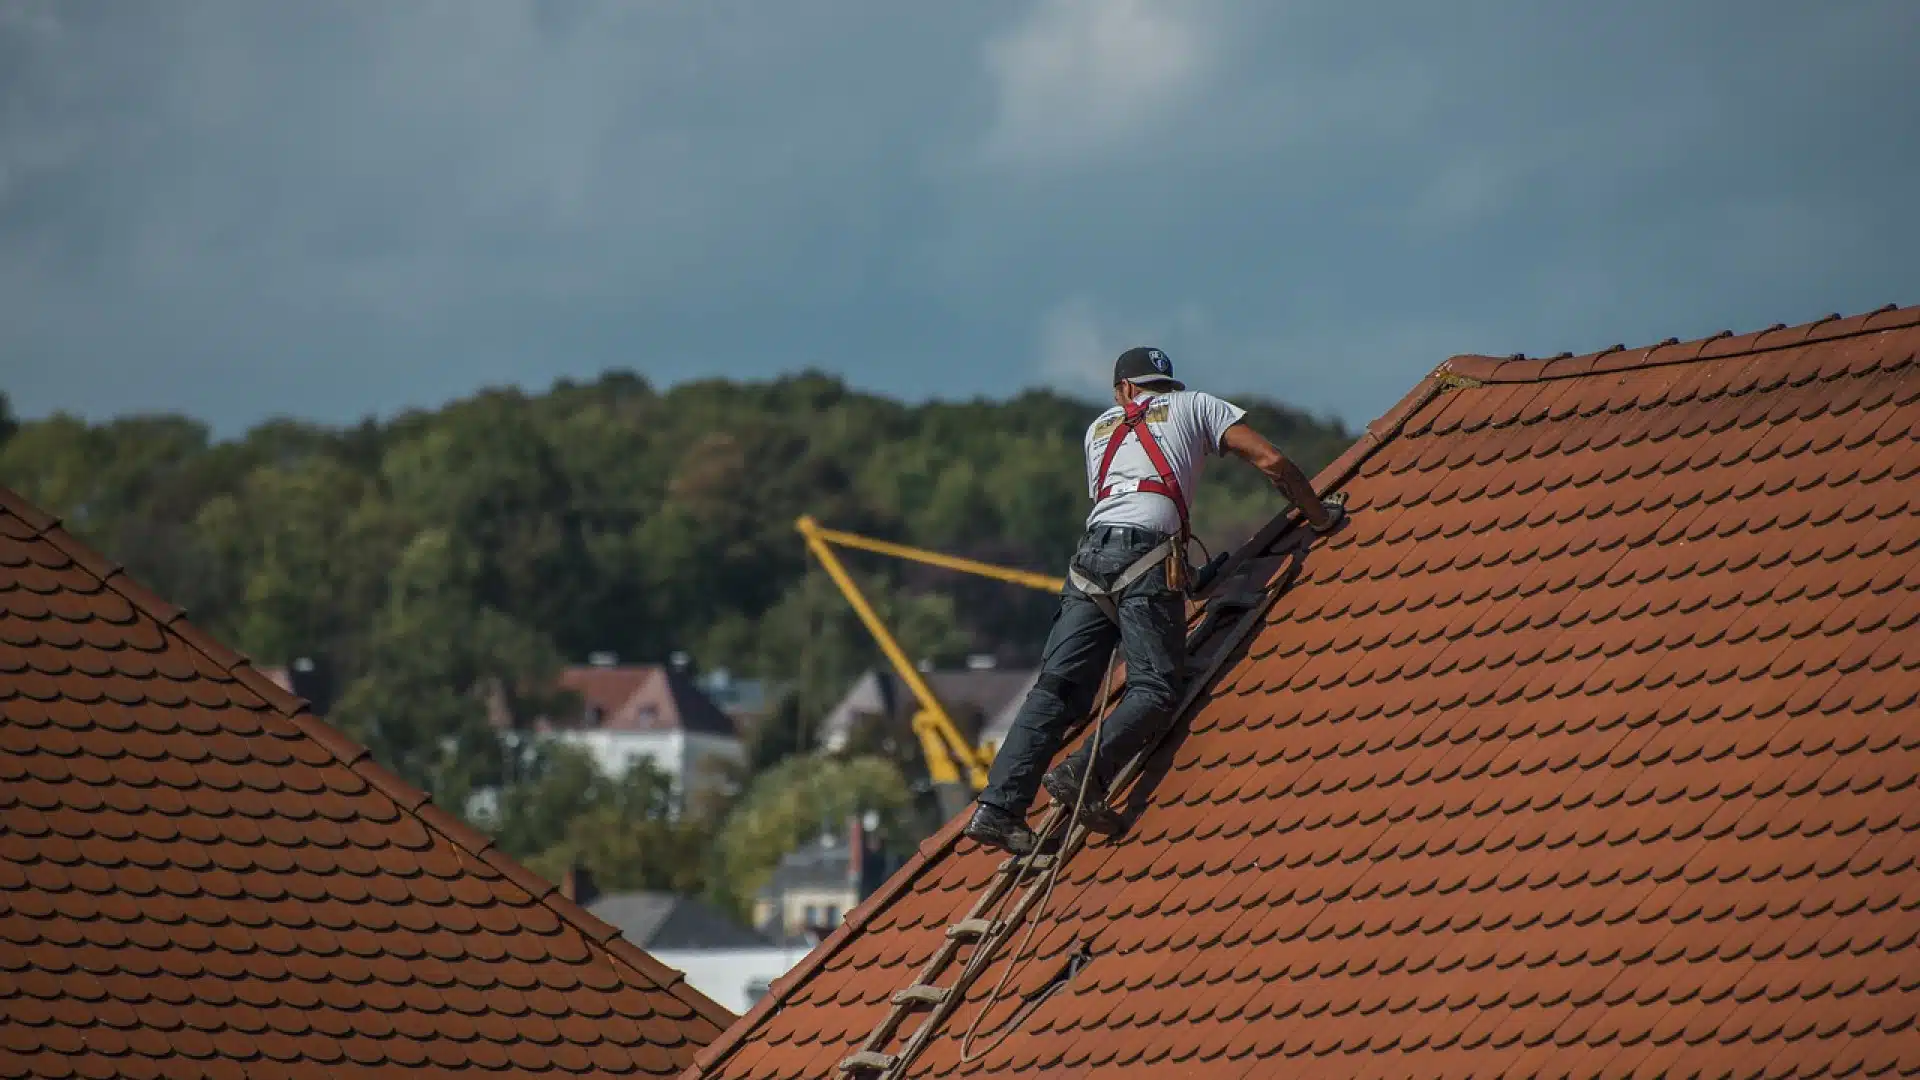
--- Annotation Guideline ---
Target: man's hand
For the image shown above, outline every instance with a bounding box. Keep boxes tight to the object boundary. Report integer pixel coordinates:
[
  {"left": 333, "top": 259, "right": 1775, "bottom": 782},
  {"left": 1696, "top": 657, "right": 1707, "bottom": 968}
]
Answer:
[{"left": 1308, "top": 492, "right": 1347, "bottom": 534}]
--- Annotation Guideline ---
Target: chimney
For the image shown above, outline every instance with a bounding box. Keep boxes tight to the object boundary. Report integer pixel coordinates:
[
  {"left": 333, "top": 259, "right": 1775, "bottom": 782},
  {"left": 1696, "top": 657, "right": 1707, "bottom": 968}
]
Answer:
[
  {"left": 850, "top": 810, "right": 888, "bottom": 898},
  {"left": 284, "top": 654, "right": 336, "bottom": 716},
  {"left": 846, "top": 814, "right": 864, "bottom": 891},
  {"left": 560, "top": 863, "right": 598, "bottom": 907}
]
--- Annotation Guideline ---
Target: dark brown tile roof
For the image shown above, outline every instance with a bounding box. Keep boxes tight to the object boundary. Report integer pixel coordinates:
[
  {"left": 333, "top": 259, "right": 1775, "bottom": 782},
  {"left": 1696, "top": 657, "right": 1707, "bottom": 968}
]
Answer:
[
  {"left": 0, "top": 489, "right": 735, "bottom": 1079},
  {"left": 686, "top": 302, "right": 1920, "bottom": 1079}
]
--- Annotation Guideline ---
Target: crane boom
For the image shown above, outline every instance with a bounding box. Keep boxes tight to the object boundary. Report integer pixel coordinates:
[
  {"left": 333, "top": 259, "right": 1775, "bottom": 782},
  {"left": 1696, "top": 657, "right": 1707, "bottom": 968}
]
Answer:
[
  {"left": 802, "top": 522, "right": 1064, "bottom": 593},
  {"left": 796, "top": 515, "right": 1060, "bottom": 814}
]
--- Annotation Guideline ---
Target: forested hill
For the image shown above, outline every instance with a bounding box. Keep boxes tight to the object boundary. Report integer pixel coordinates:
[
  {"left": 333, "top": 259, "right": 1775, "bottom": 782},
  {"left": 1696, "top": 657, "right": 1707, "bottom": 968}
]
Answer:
[{"left": 0, "top": 374, "right": 1353, "bottom": 790}]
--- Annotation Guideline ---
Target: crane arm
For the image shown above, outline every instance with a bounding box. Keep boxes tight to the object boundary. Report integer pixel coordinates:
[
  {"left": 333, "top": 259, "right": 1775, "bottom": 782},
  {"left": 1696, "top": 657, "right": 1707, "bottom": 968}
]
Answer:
[
  {"left": 802, "top": 521, "right": 1064, "bottom": 594},
  {"left": 796, "top": 516, "right": 997, "bottom": 787}
]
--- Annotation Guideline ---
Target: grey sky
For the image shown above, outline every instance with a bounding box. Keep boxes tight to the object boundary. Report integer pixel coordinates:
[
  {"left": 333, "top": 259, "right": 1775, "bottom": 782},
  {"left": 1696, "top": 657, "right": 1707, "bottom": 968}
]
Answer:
[{"left": 3, "top": 0, "right": 1916, "bottom": 436}]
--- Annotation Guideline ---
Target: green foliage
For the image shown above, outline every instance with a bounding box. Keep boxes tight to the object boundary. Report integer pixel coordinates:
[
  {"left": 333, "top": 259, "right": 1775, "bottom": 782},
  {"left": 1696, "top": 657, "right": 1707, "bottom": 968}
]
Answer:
[
  {"left": 526, "top": 804, "right": 713, "bottom": 897},
  {"left": 486, "top": 743, "right": 714, "bottom": 895},
  {"left": 0, "top": 371, "right": 1352, "bottom": 905},
  {"left": 486, "top": 741, "right": 627, "bottom": 858},
  {"left": 715, "top": 568, "right": 972, "bottom": 724},
  {"left": 712, "top": 754, "right": 912, "bottom": 914}
]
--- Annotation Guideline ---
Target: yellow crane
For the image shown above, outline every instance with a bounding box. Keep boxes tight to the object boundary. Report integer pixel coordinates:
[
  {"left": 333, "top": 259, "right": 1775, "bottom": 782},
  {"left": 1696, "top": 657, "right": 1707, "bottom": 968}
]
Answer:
[{"left": 796, "top": 516, "right": 1062, "bottom": 814}]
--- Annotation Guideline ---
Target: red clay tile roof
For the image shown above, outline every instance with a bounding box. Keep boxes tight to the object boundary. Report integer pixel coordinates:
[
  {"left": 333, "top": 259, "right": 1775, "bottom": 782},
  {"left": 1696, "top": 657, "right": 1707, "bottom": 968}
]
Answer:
[
  {"left": 552, "top": 665, "right": 737, "bottom": 737},
  {"left": 0, "top": 489, "right": 735, "bottom": 1079},
  {"left": 561, "top": 665, "right": 658, "bottom": 722},
  {"left": 685, "top": 302, "right": 1920, "bottom": 1079}
]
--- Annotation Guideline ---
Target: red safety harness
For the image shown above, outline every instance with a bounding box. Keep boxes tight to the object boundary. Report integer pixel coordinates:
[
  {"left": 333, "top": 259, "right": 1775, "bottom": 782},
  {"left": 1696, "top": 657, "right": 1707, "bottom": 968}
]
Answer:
[{"left": 1092, "top": 395, "right": 1189, "bottom": 541}]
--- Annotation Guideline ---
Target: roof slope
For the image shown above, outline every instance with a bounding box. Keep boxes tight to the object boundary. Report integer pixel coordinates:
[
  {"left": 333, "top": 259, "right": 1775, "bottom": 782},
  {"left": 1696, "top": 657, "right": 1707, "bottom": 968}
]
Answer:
[
  {"left": 0, "top": 488, "right": 735, "bottom": 1079},
  {"left": 685, "top": 303, "right": 1920, "bottom": 1080}
]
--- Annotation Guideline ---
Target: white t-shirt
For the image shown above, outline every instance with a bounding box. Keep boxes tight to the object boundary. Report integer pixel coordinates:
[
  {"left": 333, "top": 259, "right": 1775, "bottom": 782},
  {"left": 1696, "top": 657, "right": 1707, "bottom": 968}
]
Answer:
[{"left": 1082, "top": 390, "right": 1248, "bottom": 535}]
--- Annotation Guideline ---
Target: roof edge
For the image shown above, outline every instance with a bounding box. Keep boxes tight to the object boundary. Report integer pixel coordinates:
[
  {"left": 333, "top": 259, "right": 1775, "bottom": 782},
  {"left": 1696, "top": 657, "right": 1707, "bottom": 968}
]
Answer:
[
  {"left": 0, "top": 485, "right": 738, "bottom": 1036},
  {"left": 682, "top": 372, "right": 1461, "bottom": 1079},
  {"left": 1440, "top": 301, "right": 1918, "bottom": 384}
]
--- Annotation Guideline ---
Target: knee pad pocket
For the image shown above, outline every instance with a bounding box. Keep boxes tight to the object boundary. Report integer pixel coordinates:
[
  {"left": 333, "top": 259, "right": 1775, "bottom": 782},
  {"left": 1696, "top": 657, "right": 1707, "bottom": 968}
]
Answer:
[{"left": 1033, "top": 672, "right": 1074, "bottom": 703}]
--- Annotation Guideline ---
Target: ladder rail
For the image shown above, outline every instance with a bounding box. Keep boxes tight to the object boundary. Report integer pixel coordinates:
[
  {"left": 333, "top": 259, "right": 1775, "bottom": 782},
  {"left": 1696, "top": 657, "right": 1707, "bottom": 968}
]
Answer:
[
  {"left": 885, "top": 819, "right": 1092, "bottom": 1077},
  {"left": 838, "top": 830, "right": 1056, "bottom": 1068},
  {"left": 839, "top": 540, "right": 1294, "bottom": 1077}
]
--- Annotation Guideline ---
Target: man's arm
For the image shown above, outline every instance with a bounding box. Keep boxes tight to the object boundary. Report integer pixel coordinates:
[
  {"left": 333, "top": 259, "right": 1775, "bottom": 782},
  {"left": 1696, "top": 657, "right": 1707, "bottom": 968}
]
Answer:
[{"left": 1220, "top": 422, "right": 1337, "bottom": 531}]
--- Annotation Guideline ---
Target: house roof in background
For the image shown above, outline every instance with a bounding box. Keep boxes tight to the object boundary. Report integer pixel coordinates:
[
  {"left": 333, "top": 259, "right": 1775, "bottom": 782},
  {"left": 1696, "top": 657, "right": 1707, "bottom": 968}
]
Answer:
[
  {"left": 556, "top": 664, "right": 738, "bottom": 738},
  {"left": 562, "top": 664, "right": 657, "bottom": 719},
  {"left": 686, "top": 302, "right": 1920, "bottom": 1079},
  {"left": 819, "top": 668, "right": 1035, "bottom": 752},
  {"left": 755, "top": 837, "right": 854, "bottom": 900},
  {"left": 0, "top": 488, "right": 736, "bottom": 1079},
  {"left": 979, "top": 670, "right": 1039, "bottom": 748},
  {"left": 587, "top": 893, "right": 773, "bottom": 951}
]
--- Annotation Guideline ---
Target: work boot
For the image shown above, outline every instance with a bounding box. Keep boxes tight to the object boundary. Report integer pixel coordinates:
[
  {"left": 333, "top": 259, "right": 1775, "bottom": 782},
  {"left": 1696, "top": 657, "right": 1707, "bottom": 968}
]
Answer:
[
  {"left": 963, "top": 802, "right": 1036, "bottom": 857},
  {"left": 1042, "top": 756, "right": 1125, "bottom": 835}
]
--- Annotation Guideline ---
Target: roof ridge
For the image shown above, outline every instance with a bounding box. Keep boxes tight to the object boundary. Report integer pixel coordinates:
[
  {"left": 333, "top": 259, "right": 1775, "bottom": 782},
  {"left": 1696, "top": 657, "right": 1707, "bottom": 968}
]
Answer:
[
  {"left": 1440, "top": 301, "right": 1917, "bottom": 384},
  {"left": 0, "top": 485, "right": 736, "bottom": 1035},
  {"left": 681, "top": 367, "right": 1463, "bottom": 1079}
]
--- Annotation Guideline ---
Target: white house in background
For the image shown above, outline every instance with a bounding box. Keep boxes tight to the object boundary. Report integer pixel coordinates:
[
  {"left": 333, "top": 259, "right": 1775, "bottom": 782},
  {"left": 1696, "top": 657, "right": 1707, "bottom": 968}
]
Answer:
[
  {"left": 650, "top": 944, "right": 819, "bottom": 1015},
  {"left": 653, "top": 814, "right": 903, "bottom": 1015},
  {"left": 496, "top": 654, "right": 744, "bottom": 805}
]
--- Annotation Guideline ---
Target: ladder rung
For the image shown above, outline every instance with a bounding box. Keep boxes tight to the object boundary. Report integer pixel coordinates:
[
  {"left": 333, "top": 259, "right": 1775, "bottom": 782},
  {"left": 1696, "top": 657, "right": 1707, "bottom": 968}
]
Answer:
[
  {"left": 838, "top": 1051, "right": 898, "bottom": 1073},
  {"left": 999, "top": 852, "right": 1055, "bottom": 874},
  {"left": 946, "top": 918, "right": 995, "bottom": 940},
  {"left": 891, "top": 984, "right": 948, "bottom": 1006}
]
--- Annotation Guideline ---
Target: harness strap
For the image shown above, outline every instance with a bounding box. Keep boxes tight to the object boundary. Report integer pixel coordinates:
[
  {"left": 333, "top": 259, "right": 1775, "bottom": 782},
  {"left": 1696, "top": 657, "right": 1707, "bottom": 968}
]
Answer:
[
  {"left": 1093, "top": 397, "right": 1191, "bottom": 542},
  {"left": 1067, "top": 537, "right": 1174, "bottom": 623}
]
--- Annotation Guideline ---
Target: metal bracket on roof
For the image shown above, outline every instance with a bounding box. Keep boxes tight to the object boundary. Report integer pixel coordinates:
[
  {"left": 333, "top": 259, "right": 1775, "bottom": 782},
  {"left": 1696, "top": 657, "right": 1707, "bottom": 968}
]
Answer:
[{"left": 1432, "top": 371, "right": 1485, "bottom": 390}]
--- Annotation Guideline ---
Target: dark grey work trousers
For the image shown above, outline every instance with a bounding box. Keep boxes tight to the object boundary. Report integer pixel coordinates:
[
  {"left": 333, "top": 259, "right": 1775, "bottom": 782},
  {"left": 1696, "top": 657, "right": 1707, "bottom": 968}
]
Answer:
[{"left": 978, "top": 524, "right": 1187, "bottom": 816}]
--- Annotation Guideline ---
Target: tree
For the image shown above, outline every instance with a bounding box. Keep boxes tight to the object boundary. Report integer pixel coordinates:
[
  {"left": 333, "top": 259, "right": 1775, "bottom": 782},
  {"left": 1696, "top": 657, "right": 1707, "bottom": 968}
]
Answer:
[
  {"left": 712, "top": 754, "right": 912, "bottom": 915},
  {"left": 716, "top": 567, "right": 972, "bottom": 723},
  {"left": 478, "top": 743, "right": 719, "bottom": 896},
  {"left": 380, "top": 390, "right": 597, "bottom": 652},
  {"left": 328, "top": 527, "right": 568, "bottom": 800},
  {"left": 484, "top": 741, "right": 615, "bottom": 859},
  {"left": 19, "top": 370, "right": 1355, "bottom": 909},
  {"left": 190, "top": 456, "right": 399, "bottom": 664}
]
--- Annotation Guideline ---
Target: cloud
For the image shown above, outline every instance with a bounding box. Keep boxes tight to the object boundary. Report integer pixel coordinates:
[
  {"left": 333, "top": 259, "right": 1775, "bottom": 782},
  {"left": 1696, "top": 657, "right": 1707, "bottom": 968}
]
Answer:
[
  {"left": 1035, "top": 297, "right": 1110, "bottom": 393},
  {"left": 0, "top": 1, "right": 1005, "bottom": 426},
  {"left": 2, "top": 1, "right": 1915, "bottom": 438},
  {"left": 1036, "top": 295, "right": 1210, "bottom": 396},
  {"left": 974, "top": 0, "right": 1220, "bottom": 171}
]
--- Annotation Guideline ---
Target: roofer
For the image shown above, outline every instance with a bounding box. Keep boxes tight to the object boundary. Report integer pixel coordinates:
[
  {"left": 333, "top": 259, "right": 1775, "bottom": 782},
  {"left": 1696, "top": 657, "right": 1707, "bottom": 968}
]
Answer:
[{"left": 963, "top": 346, "right": 1345, "bottom": 856}]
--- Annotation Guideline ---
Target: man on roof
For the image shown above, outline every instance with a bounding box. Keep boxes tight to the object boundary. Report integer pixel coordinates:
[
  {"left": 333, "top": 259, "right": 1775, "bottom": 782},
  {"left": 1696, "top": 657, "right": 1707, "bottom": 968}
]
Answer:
[{"left": 963, "top": 346, "right": 1345, "bottom": 856}]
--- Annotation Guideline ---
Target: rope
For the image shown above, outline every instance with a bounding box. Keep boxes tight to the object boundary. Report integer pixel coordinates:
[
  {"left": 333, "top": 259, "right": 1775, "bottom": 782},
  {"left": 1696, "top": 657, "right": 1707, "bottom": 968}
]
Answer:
[
  {"left": 950, "top": 535, "right": 1212, "bottom": 1066},
  {"left": 955, "top": 649, "right": 1120, "bottom": 1064}
]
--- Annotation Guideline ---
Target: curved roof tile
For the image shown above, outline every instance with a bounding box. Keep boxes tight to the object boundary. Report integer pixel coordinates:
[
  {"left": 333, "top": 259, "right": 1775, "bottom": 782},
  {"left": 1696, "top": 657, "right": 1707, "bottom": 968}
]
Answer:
[
  {"left": 688, "top": 302, "right": 1920, "bottom": 1079},
  {"left": 0, "top": 489, "right": 734, "bottom": 1079}
]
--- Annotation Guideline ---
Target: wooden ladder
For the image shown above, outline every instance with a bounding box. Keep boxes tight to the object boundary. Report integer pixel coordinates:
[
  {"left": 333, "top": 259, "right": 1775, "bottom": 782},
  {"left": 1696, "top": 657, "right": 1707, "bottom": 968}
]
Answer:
[
  {"left": 834, "top": 804, "right": 1091, "bottom": 1078},
  {"left": 835, "top": 571, "right": 1282, "bottom": 1079}
]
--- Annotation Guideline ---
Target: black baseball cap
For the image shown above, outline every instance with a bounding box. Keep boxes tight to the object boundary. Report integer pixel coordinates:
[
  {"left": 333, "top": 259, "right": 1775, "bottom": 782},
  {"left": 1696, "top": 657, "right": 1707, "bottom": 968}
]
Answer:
[{"left": 1113, "top": 346, "right": 1184, "bottom": 391}]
